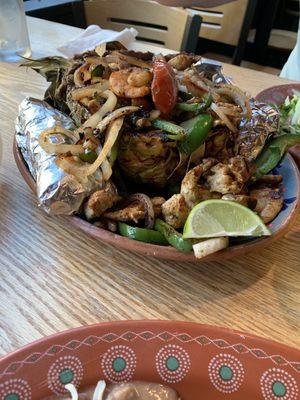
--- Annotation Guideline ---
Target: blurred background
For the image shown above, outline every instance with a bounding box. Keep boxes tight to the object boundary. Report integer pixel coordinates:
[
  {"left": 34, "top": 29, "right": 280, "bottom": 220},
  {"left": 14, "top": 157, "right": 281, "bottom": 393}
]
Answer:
[{"left": 23, "top": 0, "right": 299, "bottom": 75}]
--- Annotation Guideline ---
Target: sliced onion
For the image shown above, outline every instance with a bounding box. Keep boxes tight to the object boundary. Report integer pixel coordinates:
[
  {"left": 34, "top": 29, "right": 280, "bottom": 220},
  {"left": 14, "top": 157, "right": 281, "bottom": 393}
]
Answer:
[
  {"left": 57, "top": 117, "right": 124, "bottom": 177},
  {"left": 124, "top": 193, "right": 155, "bottom": 229},
  {"left": 65, "top": 384, "right": 78, "bottom": 400},
  {"left": 71, "top": 81, "right": 109, "bottom": 101},
  {"left": 97, "top": 143, "right": 113, "bottom": 181},
  {"left": 117, "top": 52, "right": 152, "bottom": 69},
  {"left": 95, "top": 43, "right": 106, "bottom": 57},
  {"left": 84, "top": 56, "right": 108, "bottom": 67},
  {"left": 149, "top": 109, "right": 161, "bottom": 120},
  {"left": 218, "top": 106, "right": 241, "bottom": 117},
  {"left": 80, "top": 90, "right": 117, "bottom": 131},
  {"left": 214, "top": 85, "right": 251, "bottom": 118},
  {"left": 193, "top": 237, "right": 229, "bottom": 259},
  {"left": 211, "top": 103, "right": 238, "bottom": 133},
  {"left": 39, "top": 126, "right": 83, "bottom": 155},
  {"left": 92, "top": 381, "right": 106, "bottom": 400},
  {"left": 96, "top": 106, "right": 139, "bottom": 133}
]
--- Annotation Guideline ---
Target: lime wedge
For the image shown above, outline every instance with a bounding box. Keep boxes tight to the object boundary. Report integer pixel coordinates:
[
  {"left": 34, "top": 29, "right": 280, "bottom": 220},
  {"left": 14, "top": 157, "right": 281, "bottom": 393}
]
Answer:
[{"left": 183, "top": 200, "right": 271, "bottom": 239}]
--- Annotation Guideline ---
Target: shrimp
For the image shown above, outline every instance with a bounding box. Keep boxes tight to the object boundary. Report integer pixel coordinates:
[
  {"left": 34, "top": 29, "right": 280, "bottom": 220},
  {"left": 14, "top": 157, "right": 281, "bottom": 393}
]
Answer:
[{"left": 109, "top": 67, "right": 152, "bottom": 98}]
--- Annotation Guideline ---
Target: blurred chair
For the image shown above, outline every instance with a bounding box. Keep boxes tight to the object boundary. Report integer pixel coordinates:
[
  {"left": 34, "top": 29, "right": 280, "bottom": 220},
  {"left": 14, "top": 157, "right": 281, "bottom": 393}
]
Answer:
[
  {"left": 82, "top": 0, "right": 202, "bottom": 52},
  {"left": 249, "top": 0, "right": 298, "bottom": 65},
  {"left": 186, "top": 0, "right": 257, "bottom": 65}
]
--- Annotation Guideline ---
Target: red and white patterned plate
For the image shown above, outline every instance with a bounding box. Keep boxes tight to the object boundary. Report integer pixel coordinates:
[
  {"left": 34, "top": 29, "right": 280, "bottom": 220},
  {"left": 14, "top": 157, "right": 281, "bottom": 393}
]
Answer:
[{"left": 0, "top": 321, "right": 299, "bottom": 400}]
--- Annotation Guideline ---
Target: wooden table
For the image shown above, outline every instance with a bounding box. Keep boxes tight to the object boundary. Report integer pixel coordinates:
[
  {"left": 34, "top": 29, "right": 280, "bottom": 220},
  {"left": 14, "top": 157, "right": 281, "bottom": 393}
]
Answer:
[{"left": 0, "top": 17, "right": 299, "bottom": 356}]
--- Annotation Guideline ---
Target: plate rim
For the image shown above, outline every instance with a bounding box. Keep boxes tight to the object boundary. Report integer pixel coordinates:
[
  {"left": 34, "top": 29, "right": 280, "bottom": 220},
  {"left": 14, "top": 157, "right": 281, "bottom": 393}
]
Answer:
[
  {"left": 1, "top": 319, "right": 299, "bottom": 370},
  {"left": 13, "top": 137, "right": 300, "bottom": 263},
  {"left": 256, "top": 83, "right": 300, "bottom": 103}
]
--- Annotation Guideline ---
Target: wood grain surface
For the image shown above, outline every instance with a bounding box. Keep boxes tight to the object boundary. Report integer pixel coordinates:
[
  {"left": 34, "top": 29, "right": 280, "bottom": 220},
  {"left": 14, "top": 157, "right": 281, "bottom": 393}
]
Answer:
[{"left": 0, "top": 17, "right": 299, "bottom": 356}]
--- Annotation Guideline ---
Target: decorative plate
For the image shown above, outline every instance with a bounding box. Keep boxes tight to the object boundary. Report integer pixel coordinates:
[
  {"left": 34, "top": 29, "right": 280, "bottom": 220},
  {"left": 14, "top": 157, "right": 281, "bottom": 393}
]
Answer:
[
  {"left": 256, "top": 83, "right": 300, "bottom": 166},
  {"left": 13, "top": 138, "right": 300, "bottom": 262},
  {"left": 0, "top": 321, "right": 299, "bottom": 400}
]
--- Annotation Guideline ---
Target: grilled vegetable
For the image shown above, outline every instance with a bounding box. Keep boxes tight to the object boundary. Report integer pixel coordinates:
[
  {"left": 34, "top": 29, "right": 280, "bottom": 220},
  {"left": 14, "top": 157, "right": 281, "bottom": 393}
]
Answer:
[
  {"left": 179, "top": 114, "right": 212, "bottom": 155},
  {"left": 21, "top": 56, "right": 71, "bottom": 112},
  {"left": 117, "top": 130, "right": 180, "bottom": 187},
  {"left": 255, "top": 134, "right": 300, "bottom": 179},
  {"left": 279, "top": 92, "right": 300, "bottom": 134},
  {"left": 155, "top": 219, "right": 193, "bottom": 252},
  {"left": 152, "top": 119, "right": 185, "bottom": 140},
  {"left": 118, "top": 222, "right": 168, "bottom": 245},
  {"left": 79, "top": 151, "right": 98, "bottom": 163},
  {"left": 176, "top": 94, "right": 212, "bottom": 113},
  {"left": 151, "top": 60, "right": 178, "bottom": 115}
]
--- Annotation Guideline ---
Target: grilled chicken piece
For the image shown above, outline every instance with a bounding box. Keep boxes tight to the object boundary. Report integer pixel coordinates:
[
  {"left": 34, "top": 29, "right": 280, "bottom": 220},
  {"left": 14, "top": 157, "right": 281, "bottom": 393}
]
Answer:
[
  {"left": 250, "top": 188, "right": 283, "bottom": 223},
  {"left": 104, "top": 197, "right": 165, "bottom": 223},
  {"left": 84, "top": 182, "right": 120, "bottom": 220},
  {"left": 162, "top": 156, "right": 252, "bottom": 228},
  {"left": 253, "top": 174, "right": 283, "bottom": 188},
  {"left": 206, "top": 156, "right": 252, "bottom": 195},
  {"left": 162, "top": 159, "right": 221, "bottom": 229},
  {"left": 221, "top": 194, "right": 251, "bottom": 207},
  {"left": 162, "top": 194, "right": 190, "bottom": 229},
  {"left": 105, "top": 382, "right": 179, "bottom": 400}
]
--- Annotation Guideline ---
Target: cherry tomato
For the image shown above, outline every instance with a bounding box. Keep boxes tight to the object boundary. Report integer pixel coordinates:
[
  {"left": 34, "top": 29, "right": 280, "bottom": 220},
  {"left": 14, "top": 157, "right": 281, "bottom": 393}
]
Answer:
[{"left": 151, "top": 60, "right": 178, "bottom": 116}]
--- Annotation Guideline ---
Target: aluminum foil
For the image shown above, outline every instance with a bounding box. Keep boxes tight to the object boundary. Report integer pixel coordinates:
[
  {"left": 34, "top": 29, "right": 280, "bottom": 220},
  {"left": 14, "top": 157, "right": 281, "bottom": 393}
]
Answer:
[
  {"left": 194, "top": 58, "right": 232, "bottom": 84},
  {"left": 235, "top": 101, "right": 280, "bottom": 160},
  {"left": 15, "top": 97, "right": 103, "bottom": 215}
]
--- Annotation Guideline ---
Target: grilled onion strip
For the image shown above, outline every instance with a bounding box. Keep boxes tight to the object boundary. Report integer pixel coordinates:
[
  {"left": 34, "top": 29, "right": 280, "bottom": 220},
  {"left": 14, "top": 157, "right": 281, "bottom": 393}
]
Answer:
[
  {"left": 79, "top": 89, "right": 117, "bottom": 131},
  {"left": 38, "top": 126, "right": 83, "bottom": 155},
  {"left": 211, "top": 103, "right": 238, "bottom": 133},
  {"left": 57, "top": 117, "right": 124, "bottom": 177},
  {"left": 71, "top": 81, "right": 109, "bottom": 101}
]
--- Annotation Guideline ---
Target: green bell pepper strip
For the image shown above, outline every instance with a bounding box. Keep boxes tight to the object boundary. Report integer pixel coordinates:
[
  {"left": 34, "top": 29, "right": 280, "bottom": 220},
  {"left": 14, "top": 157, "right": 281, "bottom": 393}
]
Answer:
[
  {"left": 255, "top": 134, "right": 300, "bottom": 179},
  {"left": 155, "top": 219, "right": 193, "bottom": 253},
  {"left": 179, "top": 91, "right": 193, "bottom": 101},
  {"left": 91, "top": 64, "right": 104, "bottom": 77},
  {"left": 118, "top": 222, "right": 168, "bottom": 245},
  {"left": 176, "top": 94, "right": 213, "bottom": 113},
  {"left": 79, "top": 151, "right": 98, "bottom": 163},
  {"left": 152, "top": 119, "right": 186, "bottom": 141},
  {"left": 179, "top": 114, "right": 213, "bottom": 155}
]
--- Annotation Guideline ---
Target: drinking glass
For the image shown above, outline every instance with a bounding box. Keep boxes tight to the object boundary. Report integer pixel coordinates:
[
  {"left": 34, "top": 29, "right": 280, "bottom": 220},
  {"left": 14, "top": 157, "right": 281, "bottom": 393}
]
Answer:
[{"left": 0, "top": 0, "right": 31, "bottom": 62}]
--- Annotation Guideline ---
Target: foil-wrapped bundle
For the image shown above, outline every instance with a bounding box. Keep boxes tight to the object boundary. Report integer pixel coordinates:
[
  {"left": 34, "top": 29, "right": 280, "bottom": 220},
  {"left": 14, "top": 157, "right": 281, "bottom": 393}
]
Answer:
[
  {"left": 236, "top": 101, "right": 280, "bottom": 160},
  {"left": 194, "top": 58, "right": 232, "bottom": 84},
  {"left": 15, "top": 97, "right": 102, "bottom": 215}
]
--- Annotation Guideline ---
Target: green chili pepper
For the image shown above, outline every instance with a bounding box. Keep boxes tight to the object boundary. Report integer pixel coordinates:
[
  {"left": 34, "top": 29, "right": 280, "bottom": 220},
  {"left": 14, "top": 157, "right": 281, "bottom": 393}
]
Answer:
[
  {"left": 179, "top": 114, "right": 212, "bottom": 155},
  {"left": 255, "top": 134, "right": 300, "bottom": 179},
  {"left": 118, "top": 222, "right": 168, "bottom": 245},
  {"left": 79, "top": 151, "right": 98, "bottom": 163},
  {"left": 179, "top": 91, "right": 193, "bottom": 101},
  {"left": 177, "top": 94, "right": 213, "bottom": 113},
  {"left": 155, "top": 219, "right": 193, "bottom": 253},
  {"left": 152, "top": 119, "right": 186, "bottom": 141},
  {"left": 91, "top": 64, "right": 104, "bottom": 77}
]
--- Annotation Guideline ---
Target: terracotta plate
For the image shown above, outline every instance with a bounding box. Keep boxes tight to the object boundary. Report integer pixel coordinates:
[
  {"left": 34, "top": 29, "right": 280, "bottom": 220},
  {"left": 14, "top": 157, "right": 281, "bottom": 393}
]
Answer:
[
  {"left": 0, "top": 320, "right": 299, "bottom": 400},
  {"left": 256, "top": 83, "right": 300, "bottom": 166},
  {"left": 13, "top": 138, "right": 300, "bottom": 262}
]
